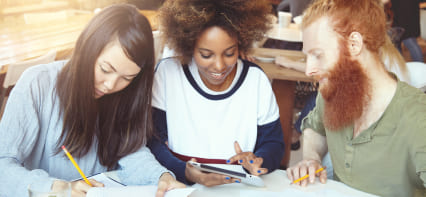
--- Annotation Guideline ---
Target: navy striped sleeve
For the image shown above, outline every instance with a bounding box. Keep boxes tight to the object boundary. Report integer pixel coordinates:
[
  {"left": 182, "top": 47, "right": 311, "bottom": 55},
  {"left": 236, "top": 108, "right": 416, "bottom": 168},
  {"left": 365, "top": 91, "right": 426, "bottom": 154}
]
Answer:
[
  {"left": 254, "top": 118, "right": 285, "bottom": 172},
  {"left": 147, "top": 107, "right": 193, "bottom": 184}
]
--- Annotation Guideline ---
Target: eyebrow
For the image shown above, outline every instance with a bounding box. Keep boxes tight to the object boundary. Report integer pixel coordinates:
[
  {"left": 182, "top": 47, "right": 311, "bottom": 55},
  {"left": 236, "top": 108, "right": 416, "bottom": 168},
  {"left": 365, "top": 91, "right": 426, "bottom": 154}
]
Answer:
[
  {"left": 103, "top": 61, "right": 139, "bottom": 77},
  {"left": 198, "top": 44, "right": 237, "bottom": 53}
]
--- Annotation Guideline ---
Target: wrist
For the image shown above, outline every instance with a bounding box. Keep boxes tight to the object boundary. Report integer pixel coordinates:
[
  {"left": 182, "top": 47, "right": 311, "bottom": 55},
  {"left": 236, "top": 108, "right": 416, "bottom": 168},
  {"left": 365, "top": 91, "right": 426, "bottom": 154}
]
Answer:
[
  {"left": 302, "top": 158, "right": 322, "bottom": 166},
  {"left": 159, "top": 172, "right": 173, "bottom": 182},
  {"left": 184, "top": 166, "right": 194, "bottom": 183}
]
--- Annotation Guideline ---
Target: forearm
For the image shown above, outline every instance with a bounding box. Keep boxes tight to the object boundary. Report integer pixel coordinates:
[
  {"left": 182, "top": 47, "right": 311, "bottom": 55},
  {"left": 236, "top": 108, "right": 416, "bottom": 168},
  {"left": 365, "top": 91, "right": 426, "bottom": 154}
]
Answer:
[
  {"left": 302, "top": 128, "right": 328, "bottom": 163},
  {"left": 254, "top": 120, "right": 285, "bottom": 172},
  {"left": 255, "top": 142, "right": 284, "bottom": 172},
  {"left": 116, "top": 146, "right": 171, "bottom": 186},
  {"left": 0, "top": 157, "right": 54, "bottom": 197},
  {"left": 150, "top": 108, "right": 191, "bottom": 184},
  {"left": 148, "top": 138, "right": 189, "bottom": 184}
]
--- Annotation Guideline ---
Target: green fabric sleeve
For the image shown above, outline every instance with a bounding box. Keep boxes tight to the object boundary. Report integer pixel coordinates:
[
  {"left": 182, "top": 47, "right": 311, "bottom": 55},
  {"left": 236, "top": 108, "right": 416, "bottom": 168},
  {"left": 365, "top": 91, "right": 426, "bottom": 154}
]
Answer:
[{"left": 301, "top": 92, "right": 326, "bottom": 136}]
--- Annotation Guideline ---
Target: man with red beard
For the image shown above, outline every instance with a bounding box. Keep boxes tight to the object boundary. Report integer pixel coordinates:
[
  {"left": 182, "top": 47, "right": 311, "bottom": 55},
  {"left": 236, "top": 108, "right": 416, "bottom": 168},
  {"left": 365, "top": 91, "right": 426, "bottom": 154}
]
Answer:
[{"left": 286, "top": 0, "right": 426, "bottom": 196}]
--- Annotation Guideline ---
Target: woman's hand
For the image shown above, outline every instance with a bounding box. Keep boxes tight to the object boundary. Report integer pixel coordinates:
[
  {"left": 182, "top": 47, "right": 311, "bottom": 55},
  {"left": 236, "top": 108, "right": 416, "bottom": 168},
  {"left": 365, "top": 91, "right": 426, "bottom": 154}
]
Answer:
[
  {"left": 227, "top": 141, "right": 268, "bottom": 176},
  {"left": 68, "top": 179, "right": 104, "bottom": 197},
  {"left": 185, "top": 158, "right": 240, "bottom": 187},
  {"left": 286, "top": 159, "right": 327, "bottom": 187},
  {"left": 156, "top": 172, "right": 186, "bottom": 197}
]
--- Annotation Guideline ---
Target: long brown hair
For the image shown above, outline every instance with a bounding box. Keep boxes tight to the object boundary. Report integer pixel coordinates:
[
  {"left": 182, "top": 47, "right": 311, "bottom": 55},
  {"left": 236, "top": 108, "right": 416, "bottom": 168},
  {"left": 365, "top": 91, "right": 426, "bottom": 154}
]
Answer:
[{"left": 55, "top": 4, "right": 155, "bottom": 169}]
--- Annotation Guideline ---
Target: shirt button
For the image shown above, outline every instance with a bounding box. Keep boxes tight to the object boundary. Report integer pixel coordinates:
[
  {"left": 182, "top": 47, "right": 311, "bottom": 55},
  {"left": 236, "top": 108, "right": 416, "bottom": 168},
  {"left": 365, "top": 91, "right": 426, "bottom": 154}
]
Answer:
[{"left": 345, "top": 163, "right": 350, "bottom": 168}]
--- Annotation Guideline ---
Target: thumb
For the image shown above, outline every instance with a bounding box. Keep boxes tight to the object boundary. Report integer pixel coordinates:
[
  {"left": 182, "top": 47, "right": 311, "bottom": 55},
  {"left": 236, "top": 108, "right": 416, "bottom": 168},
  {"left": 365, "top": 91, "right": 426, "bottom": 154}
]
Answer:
[
  {"left": 155, "top": 181, "right": 167, "bottom": 197},
  {"left": 234, "top": 141, "right": 242, "bottom": 154}
]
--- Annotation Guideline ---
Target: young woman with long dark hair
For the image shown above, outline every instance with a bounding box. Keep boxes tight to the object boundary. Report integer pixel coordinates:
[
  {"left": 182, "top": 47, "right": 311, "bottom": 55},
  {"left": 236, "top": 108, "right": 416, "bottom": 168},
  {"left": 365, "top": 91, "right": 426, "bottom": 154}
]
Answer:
[{"left": 0, "top": 4, "right": 184, "bottom": 197}]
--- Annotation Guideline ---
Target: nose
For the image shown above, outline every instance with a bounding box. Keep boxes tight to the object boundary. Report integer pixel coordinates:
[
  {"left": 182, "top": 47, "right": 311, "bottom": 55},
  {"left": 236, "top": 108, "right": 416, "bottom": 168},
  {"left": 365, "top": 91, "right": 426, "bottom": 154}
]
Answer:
[
  {"left": 305, "top": 58, "right": 319, "bottom": 77},
  {"left": 213, "top": 57, "right": 226, "bottom": 72},
  {"left": 103, "top": 75, "right": 118, "bottom": 92}
]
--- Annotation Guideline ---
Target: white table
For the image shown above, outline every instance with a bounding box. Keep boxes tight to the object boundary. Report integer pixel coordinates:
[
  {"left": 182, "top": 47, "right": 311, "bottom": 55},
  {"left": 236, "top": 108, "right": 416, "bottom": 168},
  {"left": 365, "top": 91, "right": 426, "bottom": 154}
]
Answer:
[
  {"left": 188, "top": 170, "right": 377, "bottom": 197},
  {"left": 104, "top": 169, "right": 377, "bottom": 197}
]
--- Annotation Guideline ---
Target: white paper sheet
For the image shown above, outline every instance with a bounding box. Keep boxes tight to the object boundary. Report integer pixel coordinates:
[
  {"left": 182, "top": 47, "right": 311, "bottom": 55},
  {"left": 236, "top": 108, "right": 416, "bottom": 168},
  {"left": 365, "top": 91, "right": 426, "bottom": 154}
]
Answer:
[
  {"left": 87, "top": 186, "right": 195, "bottom": 197},
  {"left": 88, "top": 173, "right": 124, "bottom": 187},
  {"left": 240, "top": 188, "right": 366, "bottom": 197}
]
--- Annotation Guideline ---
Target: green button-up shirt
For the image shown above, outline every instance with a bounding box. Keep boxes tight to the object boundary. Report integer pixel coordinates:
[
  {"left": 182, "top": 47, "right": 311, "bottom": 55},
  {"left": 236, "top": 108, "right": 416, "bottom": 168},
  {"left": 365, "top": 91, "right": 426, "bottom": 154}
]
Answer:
[{"left": 302, "top": 81, "right": 426, "bottom": 197}]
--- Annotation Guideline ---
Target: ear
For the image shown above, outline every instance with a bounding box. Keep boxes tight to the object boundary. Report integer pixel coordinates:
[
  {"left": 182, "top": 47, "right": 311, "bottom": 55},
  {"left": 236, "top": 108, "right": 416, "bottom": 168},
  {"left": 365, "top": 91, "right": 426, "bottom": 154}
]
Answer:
[{"left": 348, "top": 32, "right": 363, "bottom": 56}]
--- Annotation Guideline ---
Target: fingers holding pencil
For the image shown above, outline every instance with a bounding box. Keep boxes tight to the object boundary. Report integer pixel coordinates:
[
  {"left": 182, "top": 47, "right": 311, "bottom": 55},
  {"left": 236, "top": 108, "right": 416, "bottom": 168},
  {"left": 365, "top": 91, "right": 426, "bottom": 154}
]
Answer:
[
  {"left": 71, "top": 179, "right": 104, "bottom": 197},
  {"left": 286, "top": 159, "right": 327, "bottom": 186}
]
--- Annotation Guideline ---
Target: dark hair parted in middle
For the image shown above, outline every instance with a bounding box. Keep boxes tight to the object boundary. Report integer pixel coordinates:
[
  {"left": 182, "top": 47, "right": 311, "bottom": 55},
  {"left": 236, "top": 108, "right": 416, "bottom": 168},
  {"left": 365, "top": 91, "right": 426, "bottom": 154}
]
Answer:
[
  {"left": 56, "top": 4, "right": 155, "bottom": 169},
  {"left": 159, "top": 0, "right": 272, "bottom": 64}
]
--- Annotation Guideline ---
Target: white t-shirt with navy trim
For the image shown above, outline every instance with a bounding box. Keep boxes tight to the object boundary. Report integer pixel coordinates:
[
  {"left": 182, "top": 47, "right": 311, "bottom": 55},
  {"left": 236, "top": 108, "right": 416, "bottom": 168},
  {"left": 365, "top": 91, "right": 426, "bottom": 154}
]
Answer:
[{"left": 152, "top": 58, "right": 280, "bottom": 159}]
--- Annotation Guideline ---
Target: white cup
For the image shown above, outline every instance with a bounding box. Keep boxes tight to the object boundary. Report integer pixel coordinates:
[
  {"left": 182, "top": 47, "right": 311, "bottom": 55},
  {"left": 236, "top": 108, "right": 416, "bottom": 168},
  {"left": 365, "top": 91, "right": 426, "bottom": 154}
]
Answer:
[
  {"left": 278, "top": 11, "right": 292, "bottom": 28},
  {"left": 28, "top": 180, "right": 71, "bottom": 197},
  {"left": 293, "top": 15, "right": 303, "bottom": 25}
]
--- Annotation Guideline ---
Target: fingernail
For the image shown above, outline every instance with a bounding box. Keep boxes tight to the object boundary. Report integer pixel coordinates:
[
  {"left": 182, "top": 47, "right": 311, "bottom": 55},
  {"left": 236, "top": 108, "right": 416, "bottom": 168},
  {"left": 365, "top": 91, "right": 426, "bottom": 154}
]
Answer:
[
  {"left": 239, "top": 159, "right": 243, "bottom": 163},
  {"left": 257, "top": 170, "right": 261, "bottom": 173},
  {"left": 226, "top": 160, "right": 230, "bottom": 163},
  {"left": 249, "top": 160, "right": 254, "bottom": 164},
  {"left": 235, "top": 180, "right": 240, "bottom": 183},
  {"left": 225, "top": 177, "right": 230, "bottom": 180}
]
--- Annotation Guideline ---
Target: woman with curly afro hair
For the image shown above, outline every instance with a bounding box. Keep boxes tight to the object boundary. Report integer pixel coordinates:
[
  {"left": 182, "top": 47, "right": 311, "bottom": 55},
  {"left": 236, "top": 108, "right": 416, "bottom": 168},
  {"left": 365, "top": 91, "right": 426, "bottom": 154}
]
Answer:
[{"left": 148, "top": 0, "right": 285, "bottom": 186}]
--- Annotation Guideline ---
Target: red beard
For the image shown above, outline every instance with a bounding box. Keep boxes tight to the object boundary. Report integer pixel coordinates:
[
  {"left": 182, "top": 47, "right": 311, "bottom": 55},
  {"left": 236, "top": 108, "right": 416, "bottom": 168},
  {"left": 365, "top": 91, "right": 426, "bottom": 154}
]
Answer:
[{"left": 320, "top": 50, "right": 371, "bottom": 131}]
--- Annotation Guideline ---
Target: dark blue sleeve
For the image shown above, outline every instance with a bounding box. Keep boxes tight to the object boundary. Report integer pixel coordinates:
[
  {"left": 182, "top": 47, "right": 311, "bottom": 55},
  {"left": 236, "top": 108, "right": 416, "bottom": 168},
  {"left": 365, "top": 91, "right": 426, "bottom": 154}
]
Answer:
[
  {"left": 147, "top": 107, "right": 193, "bottom": 185},
  {"left": 254, "top": 118, "right": 285, "bottom": 172},
  {"left": 294, "top": 91, "right": 317, "bottom": 132}
]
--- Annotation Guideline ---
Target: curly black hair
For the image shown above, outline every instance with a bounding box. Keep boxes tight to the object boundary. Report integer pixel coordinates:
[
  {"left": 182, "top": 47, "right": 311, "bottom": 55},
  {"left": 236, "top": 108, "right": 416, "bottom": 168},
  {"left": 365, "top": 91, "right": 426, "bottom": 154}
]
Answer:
[{"left": 159, "top": 0, "right": 272, "bottom": 64}]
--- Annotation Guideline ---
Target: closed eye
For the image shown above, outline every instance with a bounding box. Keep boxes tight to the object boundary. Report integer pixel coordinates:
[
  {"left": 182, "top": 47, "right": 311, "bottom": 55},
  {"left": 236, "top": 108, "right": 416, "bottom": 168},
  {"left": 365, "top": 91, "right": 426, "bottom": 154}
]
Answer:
[
  {"left": 122, "top": 76, "right": 134, "bottom": 81},
  {"left": 201, "top": 53, "right": 212, "bottom": 58},
  {"left": 315, "top": 54, "right": 322, "bottom": 59},
  {"left": 100, "top": 64, "right": 111, "bottom": 73},
  {"left": 225, "top": 52, "right": 235, "bottom": 57}
]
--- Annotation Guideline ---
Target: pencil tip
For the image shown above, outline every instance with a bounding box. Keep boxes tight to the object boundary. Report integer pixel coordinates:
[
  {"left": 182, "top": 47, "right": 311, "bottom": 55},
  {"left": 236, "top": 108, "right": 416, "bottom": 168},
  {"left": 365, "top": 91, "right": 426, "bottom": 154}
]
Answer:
[{"left": 61, "top": 145, "right": 65, "bottom": 149}]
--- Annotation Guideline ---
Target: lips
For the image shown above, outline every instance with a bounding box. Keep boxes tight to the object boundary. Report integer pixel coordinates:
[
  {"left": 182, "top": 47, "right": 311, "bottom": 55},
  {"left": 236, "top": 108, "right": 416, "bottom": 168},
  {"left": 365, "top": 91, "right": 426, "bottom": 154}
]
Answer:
[
  {"left": 95, "top": 88, "right": 105, "bottom": 98},
  {"left": 210, "top": 72, "right": 226, "bottom": 80}
]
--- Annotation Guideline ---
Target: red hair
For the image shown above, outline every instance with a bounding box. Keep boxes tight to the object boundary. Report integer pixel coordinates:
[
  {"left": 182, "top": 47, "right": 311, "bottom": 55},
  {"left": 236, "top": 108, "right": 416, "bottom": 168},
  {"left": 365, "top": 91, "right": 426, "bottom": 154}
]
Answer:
[{"left": 302, "top": 0, "right": 386, "bottom": 55}]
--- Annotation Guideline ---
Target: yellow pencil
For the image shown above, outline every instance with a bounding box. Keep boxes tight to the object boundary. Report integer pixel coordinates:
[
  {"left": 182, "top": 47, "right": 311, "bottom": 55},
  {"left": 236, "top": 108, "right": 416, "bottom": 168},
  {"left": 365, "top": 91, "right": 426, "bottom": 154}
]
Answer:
[
  {"left": 61, "top": 145, "right": 93, "bottom": 186},
  {"left": 291, "top": 167, "right": 325, "bottom": 185}
]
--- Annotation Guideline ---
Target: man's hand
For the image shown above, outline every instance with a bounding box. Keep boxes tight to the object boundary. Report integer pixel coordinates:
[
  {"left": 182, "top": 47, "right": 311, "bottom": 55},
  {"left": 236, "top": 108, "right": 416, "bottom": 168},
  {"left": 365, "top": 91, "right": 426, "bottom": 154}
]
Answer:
[
  {"left": 227, "top": 141, "right": 268, "bottom": 176},
  {"left": 156, "top": 172, "right": 186, "bottom": 197},
  {"left": 286, "top": 159, "right": 327, "bottom": 187},
  {"left": 185, "top": 158, "right": 240, "bottom": 187}
]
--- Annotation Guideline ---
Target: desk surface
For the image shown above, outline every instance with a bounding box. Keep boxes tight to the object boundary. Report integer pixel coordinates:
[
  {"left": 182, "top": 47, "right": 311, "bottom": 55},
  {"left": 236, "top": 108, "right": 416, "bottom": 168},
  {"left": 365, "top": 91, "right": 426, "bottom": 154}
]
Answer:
[
  {"left": 252, "top": 48, "right": 313, "bottom": 82},
  {"left": 189, "top": 170, "right": 378, "bottom": 197},
  {"left": 0, "top": 10, "right": 158, "bottom": 68},
  {"left": 105, "top": 170, "right": 377, "bottom": 197}
]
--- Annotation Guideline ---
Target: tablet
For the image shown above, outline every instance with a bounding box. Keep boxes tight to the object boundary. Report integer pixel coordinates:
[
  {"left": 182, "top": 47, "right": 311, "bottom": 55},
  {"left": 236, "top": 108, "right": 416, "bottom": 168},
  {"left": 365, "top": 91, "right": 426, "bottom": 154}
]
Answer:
[{"left": 188, "top": 161, "right": 264, "bottom": 187}]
